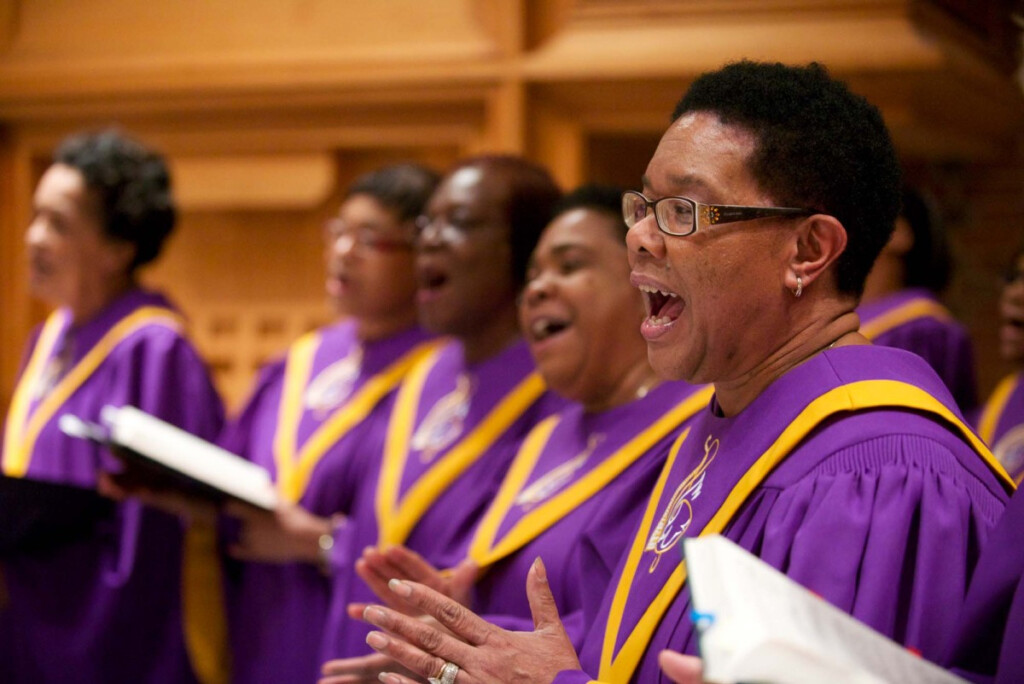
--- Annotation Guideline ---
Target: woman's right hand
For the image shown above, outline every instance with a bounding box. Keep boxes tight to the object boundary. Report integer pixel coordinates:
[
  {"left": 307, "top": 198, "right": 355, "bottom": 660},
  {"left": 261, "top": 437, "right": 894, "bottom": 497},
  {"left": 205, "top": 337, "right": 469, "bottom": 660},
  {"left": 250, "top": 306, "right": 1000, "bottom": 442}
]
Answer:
[{"left": 353, "top": 544, "right": 477, "bottom": 615}]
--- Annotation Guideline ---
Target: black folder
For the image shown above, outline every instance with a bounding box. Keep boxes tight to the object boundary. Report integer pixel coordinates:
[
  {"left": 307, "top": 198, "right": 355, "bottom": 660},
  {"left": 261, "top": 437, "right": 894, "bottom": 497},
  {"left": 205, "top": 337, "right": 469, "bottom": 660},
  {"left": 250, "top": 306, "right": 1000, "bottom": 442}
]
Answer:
[{"left": 0, "top": 475, "right": 115, "bottom": 557}]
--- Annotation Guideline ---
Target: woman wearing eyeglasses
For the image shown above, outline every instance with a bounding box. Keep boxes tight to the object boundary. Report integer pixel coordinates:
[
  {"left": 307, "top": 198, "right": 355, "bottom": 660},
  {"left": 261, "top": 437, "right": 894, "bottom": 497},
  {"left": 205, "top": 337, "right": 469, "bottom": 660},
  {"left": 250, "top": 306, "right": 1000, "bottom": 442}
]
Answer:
[
  {"left": 315, "top": 155, "right": 567, "bottom": 665},
  {"left": 214, "top": 164, "right": 442, "bottom": 684},
  {"left": 974, "top": 249, "right": 1024, "bottom": 483}
]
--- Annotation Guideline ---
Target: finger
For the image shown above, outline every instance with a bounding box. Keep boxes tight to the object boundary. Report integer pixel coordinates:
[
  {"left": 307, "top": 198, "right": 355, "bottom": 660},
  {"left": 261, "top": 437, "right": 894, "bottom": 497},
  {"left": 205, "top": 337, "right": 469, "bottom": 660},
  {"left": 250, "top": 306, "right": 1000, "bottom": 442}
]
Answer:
[
  {"left": 382, "top": 545, "right": 441, "bottom": 583},
  {"left": 384, "top": 580, "right": 493, "bottom": 645},
  {"left": 347, "top": 602, "right": 371, "bottom": 620},
  {"left": 356, "top": 558, "right": 399, "bottom": 603},
  {"left": 361, "top": 605, "right": 473, "bottom": 667},
  {"left": 449, "top": 559, "right": 478, "bottom": 607},
  {"left": 320, "top": 652, "right": 394, "bottom": 677},
  {"left": 526, "top": 557, "right": 564, "bottom": 632},
  {"left": 657, "top": 650, "right": 704, "bottom": 684},
  {"left": 363, "top": 628, "right": 478, "bottom": 684}
]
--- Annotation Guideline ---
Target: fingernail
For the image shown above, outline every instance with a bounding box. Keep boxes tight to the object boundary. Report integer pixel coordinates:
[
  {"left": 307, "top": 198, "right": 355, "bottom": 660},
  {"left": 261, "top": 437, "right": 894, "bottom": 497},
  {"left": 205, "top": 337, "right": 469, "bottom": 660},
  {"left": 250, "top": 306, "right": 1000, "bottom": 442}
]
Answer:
[
  {"left": 362, "top": 605, "right": 386, "bottom": 623},
  {"left": 388, "top": 578, "right": 412, "bottom": 596},
  {"left": 533, "top": 556, "right": 547, "bottom": 581},
  {"left": 366, "top": 631, "right": 389, "bottom": 649},
  {"left": 379, "top": 673, "right": 401, "bottom": 684}
]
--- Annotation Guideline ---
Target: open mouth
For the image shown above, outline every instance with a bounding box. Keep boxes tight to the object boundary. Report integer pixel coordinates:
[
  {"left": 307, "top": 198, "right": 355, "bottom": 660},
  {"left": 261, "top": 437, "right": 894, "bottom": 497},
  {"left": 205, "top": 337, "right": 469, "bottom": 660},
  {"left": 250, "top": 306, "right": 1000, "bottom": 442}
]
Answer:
[
  {"left": 528, "top": 316, "right": 571, "bottom": 343},
  {"left": 637, "top": 284, "right": 684, "bottom": 326},
  {"left": 417, "top": 265, "right": 449, "bottom": 293}
]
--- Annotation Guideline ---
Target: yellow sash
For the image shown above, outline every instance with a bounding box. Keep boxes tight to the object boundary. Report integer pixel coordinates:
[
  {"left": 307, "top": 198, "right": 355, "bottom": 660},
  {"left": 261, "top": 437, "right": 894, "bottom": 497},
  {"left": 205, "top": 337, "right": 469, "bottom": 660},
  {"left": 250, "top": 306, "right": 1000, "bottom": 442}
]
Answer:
[
  {"left": 595, "top": 379, "right": 1014, "bottom": 683},
  {"left": 468, "top": 386, "right": 713, "bottom": 570},
  {"left": 977, "top": 373, "right": 1020, "bottom": 445},
  {"left": 859, "top": 297, "right": 952, "bottom": 340},
  {"left": 2, "top": 307, "right": 182, "bottom": 476},
  {"left": 272, "top": 332, "right": 442, "bottom": 503},
  {"left": 376, "top": 347, "right": 546, "bottom": 547}
]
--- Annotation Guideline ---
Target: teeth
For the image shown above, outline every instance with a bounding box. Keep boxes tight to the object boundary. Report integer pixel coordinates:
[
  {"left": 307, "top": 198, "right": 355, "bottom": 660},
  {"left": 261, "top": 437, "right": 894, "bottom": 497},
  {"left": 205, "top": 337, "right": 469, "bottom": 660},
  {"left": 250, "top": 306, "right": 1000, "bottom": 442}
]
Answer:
[
  {"left": 648, "top": 316, "right": 674, "bottom": 326},
  {"left": 638, "top": 284, "right": 678, "bottom": 298},
  {"left": 531, "top": 319, "right": 550, "bottom": 338}
]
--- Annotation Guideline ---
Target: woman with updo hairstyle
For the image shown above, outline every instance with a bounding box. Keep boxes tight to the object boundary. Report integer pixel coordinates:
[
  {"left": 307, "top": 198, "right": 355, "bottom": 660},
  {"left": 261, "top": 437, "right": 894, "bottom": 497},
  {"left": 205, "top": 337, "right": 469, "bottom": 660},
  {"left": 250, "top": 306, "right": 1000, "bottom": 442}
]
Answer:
[{"left": 1, "top": 129, "right": 224, "bottom": 683}]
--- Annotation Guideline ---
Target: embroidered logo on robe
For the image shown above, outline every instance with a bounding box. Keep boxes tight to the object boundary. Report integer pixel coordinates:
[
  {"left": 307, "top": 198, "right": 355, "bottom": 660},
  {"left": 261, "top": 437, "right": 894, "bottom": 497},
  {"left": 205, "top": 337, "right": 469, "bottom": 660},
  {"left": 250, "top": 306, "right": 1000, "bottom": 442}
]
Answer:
[
  {"left": 514, "top": 433, "right": 605, "bottom": 510},
  {"left": 645, "top": 433, "right": 718, "bottom": 572},
  {"left": 411, "top": 373, "right": 472, "bottom": 463},
  {"left": 994, "top": 424, "right": 1024, "bottom": 481},
  {"left": 304, "top": 346, "right": 363, "bottom": 418}
]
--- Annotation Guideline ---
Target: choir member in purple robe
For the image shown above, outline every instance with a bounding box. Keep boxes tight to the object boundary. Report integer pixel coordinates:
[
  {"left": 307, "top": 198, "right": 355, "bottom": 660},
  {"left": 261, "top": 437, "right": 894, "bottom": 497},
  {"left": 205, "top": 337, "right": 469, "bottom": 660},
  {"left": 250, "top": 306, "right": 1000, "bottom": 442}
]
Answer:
[
  {"left": 315, "top": 155, "right": 566, "bottom": 665},
  {"left": 212, "top": 164, "right": 441, "bottom": 684},
  {"left": 319, "top": 186, "right": 711, "bottom": 682},
  {"left": 976, "top": 249, "right": 1024, "bottom": 482},
  {"left": 0, "top": 131, "right": 225, "bottom": 683},
  {"left": 857, "top": 186, "right": 978, "bottom": 413},
  {"left": 343, "top": 61, "right": 1012, "bottom": 684}
]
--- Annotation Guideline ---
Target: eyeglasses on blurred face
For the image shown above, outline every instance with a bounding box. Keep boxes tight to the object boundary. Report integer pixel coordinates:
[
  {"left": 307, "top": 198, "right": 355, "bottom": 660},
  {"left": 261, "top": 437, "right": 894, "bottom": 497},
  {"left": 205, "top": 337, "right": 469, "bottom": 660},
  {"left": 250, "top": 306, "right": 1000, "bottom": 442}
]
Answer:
[
  {"left": 621, "top": 190, "right": 817, "bottom": 237},
  {"left": 413, "top": 213, "right": 498, "bottom": 245},
  {"left": 323, "top": 218, "right": 415, "bottom": 253}
]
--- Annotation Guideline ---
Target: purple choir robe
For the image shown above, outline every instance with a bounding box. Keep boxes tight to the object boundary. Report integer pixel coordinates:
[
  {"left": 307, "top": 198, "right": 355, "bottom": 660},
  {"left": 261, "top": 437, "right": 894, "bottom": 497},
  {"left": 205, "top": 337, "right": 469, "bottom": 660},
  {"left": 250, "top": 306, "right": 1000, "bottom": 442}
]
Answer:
[
  {"left": 0, "top": 289, "right": 224, "bottom": 684},
  {"left": 553, "top": 345, "right": 1010, "bottom": 684},
  {"left": 218, "top": 321, "right": 436, "bottom": 684},
  {"left": 858, "top": 288, "right": 978, "bottom": 413},
  {"left": 466, "top": 381, "right": 712, "bottom": 648},
  {"left": 946, "top": 484, "right": 1024, "bottom": 684},
  {"left": 975, "top": 372, "right": 1024, "bottom": 483},
  {"left": 319, "top": 339, "right": 564, "bottom": 660}
]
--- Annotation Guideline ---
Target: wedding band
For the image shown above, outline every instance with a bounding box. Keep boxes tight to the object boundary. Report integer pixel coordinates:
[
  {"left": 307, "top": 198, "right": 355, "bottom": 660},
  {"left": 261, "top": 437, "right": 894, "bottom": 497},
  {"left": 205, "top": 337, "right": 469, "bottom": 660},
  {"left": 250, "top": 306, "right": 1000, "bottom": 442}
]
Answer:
[{"left": 428, "top": 660, "right": 459, "bottom": 684}]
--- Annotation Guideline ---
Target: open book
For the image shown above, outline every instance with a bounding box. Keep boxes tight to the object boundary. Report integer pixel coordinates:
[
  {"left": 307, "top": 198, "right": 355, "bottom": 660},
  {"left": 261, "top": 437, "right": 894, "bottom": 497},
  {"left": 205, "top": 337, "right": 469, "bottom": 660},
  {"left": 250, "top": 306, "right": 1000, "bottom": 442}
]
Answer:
[
  {"left": 684, "top": 535, "right": 967, "bottom": 684},
  {"left": 60, "top": 406, "right": 278, "bottom": 511}
]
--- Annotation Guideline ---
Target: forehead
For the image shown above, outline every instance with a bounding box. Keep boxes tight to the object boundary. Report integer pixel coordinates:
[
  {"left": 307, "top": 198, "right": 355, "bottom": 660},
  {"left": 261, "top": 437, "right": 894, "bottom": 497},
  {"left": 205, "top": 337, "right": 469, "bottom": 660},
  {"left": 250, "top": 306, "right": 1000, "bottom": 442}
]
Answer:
[
  {"left": 538, "top": 208, "right": 623, "bottom": 253},
  {"left": 35, "top": 163, "right": 89, "bottom": 205},
  {"left": 429, "top": 165, "right": 506, "bottom": 213},
  {"left": 338, "top": 193, "right": 395, "bottom": 224},
  {"left": 644, "top": 111, "right": 761, "bottom": 201}
]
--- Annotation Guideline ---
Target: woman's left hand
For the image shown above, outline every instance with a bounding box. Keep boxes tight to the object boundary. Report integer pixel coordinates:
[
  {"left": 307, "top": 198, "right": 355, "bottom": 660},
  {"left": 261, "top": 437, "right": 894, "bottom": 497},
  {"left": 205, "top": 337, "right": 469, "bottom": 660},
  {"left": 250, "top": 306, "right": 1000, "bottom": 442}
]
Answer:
[
  {"left": 224, "top": 500, "right": 334, "bottom": 565},
  {"left": 359, "top": 557, "right": 582, "bottom": 684}
]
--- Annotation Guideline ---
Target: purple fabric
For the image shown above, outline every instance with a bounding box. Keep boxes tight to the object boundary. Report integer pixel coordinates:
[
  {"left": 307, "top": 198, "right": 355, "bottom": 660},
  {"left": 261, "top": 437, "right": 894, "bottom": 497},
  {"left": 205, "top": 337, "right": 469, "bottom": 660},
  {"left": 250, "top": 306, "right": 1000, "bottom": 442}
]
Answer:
[
  {"left": 557, "top": 345, "right": 1008, "bottom": 683},
  {"left": 975, "top": 372, "right": 1024, "bottom": 482},
  {"left": 218, "top": 321, "right": 434, "bottom": 684},
  {"left": 0, "top": 289, "right": 224, "bottom": 684},
  {"left": 858, "top": 289, "right": 978, "bottom": 413},
  {"left": 319, "top": 339, "right": 565, "bottom": 660},
  {"left": 473, "top": 381, "right": 707, "bottom": 649},
  {"left": 946, "top": 483, "right": 1024, "bottom": 684}
]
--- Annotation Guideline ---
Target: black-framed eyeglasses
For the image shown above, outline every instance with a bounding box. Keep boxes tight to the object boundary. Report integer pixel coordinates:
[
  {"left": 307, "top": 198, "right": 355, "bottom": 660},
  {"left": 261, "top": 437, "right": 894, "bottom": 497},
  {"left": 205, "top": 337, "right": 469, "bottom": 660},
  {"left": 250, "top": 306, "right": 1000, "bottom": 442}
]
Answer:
[{"left": 622, "top": 190, "right": 817, "bottom": 237}]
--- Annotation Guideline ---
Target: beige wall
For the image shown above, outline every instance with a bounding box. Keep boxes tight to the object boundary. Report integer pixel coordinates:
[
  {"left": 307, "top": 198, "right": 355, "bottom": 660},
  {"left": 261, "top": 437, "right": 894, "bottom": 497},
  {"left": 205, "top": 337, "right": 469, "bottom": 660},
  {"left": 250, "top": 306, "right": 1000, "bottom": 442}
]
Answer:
[{"left": 1, "top": 0, "right": 1021, "bottom": 409}]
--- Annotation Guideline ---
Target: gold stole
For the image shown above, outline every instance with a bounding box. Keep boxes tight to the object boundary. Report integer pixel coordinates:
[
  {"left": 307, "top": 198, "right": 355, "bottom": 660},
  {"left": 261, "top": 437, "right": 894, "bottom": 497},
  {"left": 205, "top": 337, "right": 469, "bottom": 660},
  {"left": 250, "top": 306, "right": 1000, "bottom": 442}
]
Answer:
[
  {"left": 859, "top": 296, "right": 952, "bottom": 340},
  {"left": 977, "top": 372, "right": 1021, "bottom": 445},
  {"left": 468, "top": 386, "right": 714, "bottom": 570},
  {"left": 272, "top": 332, "right": 442, "bottom": 503},
  {"left": 376, "top": 347, "right": 546, "bottom": 547},
  {"left": 2, "top": 306, "right": 182, "bottom": 476},
  {"left": 593, "top": 379, "right": 1014, "bottom": 684}
]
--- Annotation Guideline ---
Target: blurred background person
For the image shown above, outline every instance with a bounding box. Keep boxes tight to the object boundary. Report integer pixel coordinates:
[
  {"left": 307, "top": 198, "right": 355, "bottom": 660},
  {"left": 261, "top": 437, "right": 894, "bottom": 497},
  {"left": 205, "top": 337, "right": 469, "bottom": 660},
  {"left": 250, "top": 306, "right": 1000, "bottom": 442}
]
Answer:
[
  {"left": 216, "top": 163, "right": 441, "bottom": 684},
  {"left": 316, "top": 155, "right": 565, "bottom": 662},
  {"left": 0, "top": 130, "right": 225, "bottom": 683},
  {"left": 320, "top": 185, "right": 712, "bottom": 682},
  {"left": 975, "top": 247, "right": 1024, "bottom": 482},
  {"left": 857, "top": 185, "right": 978, "bottom": 413}
]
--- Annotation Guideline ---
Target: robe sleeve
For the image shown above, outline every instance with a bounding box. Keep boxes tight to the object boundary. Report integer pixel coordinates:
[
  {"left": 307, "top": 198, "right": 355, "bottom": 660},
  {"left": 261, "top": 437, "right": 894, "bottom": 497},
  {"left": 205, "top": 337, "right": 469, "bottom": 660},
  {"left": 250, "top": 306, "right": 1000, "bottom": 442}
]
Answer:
[{"left": 727, "top": 430, "right": 1005, "bottom": 662}]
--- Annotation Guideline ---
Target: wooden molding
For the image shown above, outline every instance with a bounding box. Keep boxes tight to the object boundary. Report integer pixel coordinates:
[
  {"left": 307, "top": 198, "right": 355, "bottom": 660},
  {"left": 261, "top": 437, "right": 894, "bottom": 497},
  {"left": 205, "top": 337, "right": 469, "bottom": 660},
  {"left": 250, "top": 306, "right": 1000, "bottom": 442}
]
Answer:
[{"left": 169, "top": 154, "right": 336, "bottom": 211}]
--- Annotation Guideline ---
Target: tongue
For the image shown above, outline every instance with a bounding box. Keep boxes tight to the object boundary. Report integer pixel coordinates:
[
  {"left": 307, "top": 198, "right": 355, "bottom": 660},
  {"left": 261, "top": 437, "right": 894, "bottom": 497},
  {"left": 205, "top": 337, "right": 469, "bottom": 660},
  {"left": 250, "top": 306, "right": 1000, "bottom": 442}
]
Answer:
[{"left": 655, "top": 296, "right": 685, "bottom": 321}]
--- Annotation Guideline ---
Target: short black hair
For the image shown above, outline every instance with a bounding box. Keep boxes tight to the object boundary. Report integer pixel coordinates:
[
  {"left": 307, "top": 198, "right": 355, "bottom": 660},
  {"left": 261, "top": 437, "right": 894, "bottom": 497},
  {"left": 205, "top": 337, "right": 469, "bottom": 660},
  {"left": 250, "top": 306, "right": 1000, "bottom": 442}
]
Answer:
[
  {"left": 346, "top": 163, "right": 441, "bottom": 222},
  {"left": 900, "top": 186, "right": 951, "bottom": 293},
  {"left": 553, "top": 184, "right": 628, "bottom": 241},
  {"left": 451, "top": 155, "right": 561, "bottom": 287},
  {"left": 54, "top": 129, "right": 176, "bottom": 271},
  {"left": 672, "top": 61, "right": 902, "bottom": 296}
]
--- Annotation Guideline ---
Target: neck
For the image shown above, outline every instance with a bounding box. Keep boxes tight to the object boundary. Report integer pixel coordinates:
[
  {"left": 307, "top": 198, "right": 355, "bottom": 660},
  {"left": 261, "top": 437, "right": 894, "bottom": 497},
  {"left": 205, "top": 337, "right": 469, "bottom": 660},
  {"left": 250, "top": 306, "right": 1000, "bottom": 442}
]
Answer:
[
  {"left": 859, "top": 256, "right": 905, "bottom": 305},
  {"left": 459, "top": 303, "right": 521, "bottom": 365},
  {"left": 582, "top": 358, "right": 660, "bottom": 414},
  {"left": 69, "top": 274, "right": 135, "bottom": 325},
  {"left": 355, "top": 309, "right": 418, "bottom": 342},
  {"left": 713, "top": 301, "right": 862, "bottom": 417}
]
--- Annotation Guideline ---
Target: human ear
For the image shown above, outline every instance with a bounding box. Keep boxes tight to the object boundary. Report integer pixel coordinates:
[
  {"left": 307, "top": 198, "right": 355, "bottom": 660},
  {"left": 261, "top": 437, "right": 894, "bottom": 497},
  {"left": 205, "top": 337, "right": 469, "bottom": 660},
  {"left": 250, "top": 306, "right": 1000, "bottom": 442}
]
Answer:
[{"left": 784, "top": 214, "right": 847, "bottom": 295}]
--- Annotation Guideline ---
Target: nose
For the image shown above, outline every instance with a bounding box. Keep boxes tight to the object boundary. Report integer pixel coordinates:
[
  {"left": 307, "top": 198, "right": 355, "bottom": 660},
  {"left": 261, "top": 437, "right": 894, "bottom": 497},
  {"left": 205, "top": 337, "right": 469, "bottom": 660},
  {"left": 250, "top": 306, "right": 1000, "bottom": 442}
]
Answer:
[
  {"left": 329, "top": 232, "right": 358, "bottom": 258},
  {"left": 416, "top": 218, "right": 451, "bottom": 252},
  {"left": 521, "top": 271, "right": 555, "bottom": 308},
  {"left": 626, "top": 212, "right": 666, "bottom": 261},
  {"left": 25, "top": 216, "right": 47, "bottom": 248}
]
